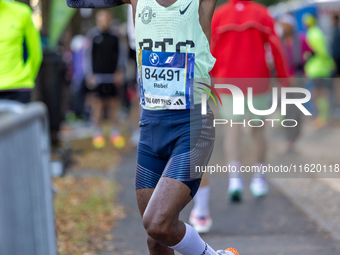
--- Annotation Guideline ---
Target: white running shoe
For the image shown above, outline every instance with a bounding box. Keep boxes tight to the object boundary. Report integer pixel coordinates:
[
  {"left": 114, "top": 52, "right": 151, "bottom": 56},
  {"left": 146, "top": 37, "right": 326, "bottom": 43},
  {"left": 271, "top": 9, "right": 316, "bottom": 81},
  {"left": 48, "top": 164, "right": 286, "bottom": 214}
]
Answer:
[
  {"left": 228, "top": 178, "right": 243, "bottom": 202},
  {"left": 217, "top": 248, "right": 239, "bottom": 255},
  {"left": 249, "top": 177, "right": 268, "bottom": 197},
  {"left": 189, "top": 213, "right": 212, "bottom": 233}
]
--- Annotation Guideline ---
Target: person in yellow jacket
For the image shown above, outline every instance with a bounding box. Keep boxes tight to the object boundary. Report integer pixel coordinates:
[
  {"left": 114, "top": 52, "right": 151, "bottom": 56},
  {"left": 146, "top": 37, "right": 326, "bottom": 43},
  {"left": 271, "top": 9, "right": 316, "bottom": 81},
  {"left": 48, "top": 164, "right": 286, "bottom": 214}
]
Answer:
[
  {"left": 0, "top": 0, "right": 42, "bottom": 103},
  {"left": 303, "top": 13, "right": 335, "bottom": 128}
]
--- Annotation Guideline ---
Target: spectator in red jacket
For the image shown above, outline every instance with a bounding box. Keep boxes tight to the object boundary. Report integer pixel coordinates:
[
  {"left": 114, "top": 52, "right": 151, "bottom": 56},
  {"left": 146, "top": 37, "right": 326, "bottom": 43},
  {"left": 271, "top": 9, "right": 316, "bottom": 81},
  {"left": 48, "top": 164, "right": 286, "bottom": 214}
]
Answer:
[
  {"left": 189, "top": 0, "right": 290, "bottom": 234},
  {"left": 210, "top": 0, "right": 289, "bottom": 81}
]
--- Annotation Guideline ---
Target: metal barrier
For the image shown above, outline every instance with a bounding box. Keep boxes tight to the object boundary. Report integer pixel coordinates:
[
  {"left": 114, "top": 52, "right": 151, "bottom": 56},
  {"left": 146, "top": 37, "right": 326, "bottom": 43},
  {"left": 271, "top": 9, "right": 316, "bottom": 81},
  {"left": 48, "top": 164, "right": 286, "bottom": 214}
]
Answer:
[{"left": 0, "top": 101, "right": 57, "bottom": 255}]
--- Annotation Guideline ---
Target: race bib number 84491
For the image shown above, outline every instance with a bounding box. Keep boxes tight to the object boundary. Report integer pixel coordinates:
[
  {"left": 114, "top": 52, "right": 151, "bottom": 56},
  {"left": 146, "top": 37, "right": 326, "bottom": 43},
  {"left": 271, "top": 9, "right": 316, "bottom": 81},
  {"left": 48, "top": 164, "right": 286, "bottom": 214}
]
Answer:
[{"left": 139, "top": 50, "right": 195, "bottom": 109}]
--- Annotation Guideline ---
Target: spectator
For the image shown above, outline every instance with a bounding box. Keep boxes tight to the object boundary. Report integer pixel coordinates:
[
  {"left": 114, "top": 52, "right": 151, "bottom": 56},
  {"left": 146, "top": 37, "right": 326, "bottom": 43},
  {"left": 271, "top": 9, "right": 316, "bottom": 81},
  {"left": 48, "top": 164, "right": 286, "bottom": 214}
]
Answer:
[
  {"left": 84, "top": 10, "right": 124, "bottom": 149},
  {"left": 189, "top": 0, "right": 290, "bottom": 233},
  {"left": 331, "top": 14, "right": 340, "bottom": 114},
  {"left": 0, "top": 0, "right": 42, "bottom": 103},
  {"left": 303, "top": 13, "right": 335, "bottom": 128},
  {"left": 279, "top": 14, "right": 312, "bottom": 77},
  {"left": 69, "top": 34, "right": 88, "bottom": 118},
  {"left": 279, "top": 14, "right": 312, "bottom": 151},
  {"left": 126, "top": 5, "right": 140, "bottom": 147},
  {"left": 332, "top": 14, "right": 340, "bottom": 72}
]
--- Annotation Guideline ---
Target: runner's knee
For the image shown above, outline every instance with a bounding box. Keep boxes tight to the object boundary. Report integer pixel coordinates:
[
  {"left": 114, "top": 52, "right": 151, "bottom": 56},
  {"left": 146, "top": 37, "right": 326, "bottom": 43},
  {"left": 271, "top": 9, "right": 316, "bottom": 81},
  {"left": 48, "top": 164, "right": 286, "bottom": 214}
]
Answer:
[{"left": 143, "top": 211, "right": 175, "bottom": 241}]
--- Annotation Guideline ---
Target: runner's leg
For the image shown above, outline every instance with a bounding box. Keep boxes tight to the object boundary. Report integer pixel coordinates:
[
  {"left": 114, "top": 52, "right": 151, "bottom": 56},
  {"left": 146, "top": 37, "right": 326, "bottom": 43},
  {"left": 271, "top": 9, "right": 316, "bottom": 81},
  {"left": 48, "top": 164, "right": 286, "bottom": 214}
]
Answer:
[
  {"left": 224, "top": 125, "right": 242, "bottom": 173},
  {"left": 220, "top": 94, "right": 242, "bottom": 177},
  {"left": 137, "top": 107, "right": 217, "bottom": 254},
  {"left": 136, "top": 188, "right": 175, "bottom": 255},
  {"left": 251, "top": 127, "right": 266, "bottom": 164},
  {"left": 249, "top": 95, "right": 269, "bottom": 196},
  {"left": 141, "top": 177, "right": 218, "bottom": 255},
  {"left": 108, "top": 96, "right": 121, "bottom": 127},
  {"left": 142, "top": 177, "right": 192, "bottom": 246},
  {"left": 191, "top": 177, "right": 210, "bottom": 218},
  {"left": 189, "top": 177, "right": 212, "bottom": 233},
  {"left": 89, "top": 94, "right": 104, "bottom": 127}
]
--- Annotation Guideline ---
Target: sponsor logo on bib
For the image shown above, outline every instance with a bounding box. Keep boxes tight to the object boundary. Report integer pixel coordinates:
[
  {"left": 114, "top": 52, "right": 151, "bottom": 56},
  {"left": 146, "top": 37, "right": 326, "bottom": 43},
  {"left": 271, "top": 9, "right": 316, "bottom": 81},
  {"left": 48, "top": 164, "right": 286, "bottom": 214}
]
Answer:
[{"left": 149, "top": 53, "right": 160, "bottom": 65}]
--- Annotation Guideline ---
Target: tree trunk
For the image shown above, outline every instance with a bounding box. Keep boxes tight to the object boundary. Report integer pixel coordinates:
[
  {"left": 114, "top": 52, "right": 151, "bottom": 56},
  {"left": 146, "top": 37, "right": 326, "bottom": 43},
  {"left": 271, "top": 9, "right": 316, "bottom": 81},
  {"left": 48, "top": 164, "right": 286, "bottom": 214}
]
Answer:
[
  {"left": 41, "top": 0, "right": 50, "bottom": 37},
  {"left": 16, "top": 0, "right": 30, "bottom": 5}
]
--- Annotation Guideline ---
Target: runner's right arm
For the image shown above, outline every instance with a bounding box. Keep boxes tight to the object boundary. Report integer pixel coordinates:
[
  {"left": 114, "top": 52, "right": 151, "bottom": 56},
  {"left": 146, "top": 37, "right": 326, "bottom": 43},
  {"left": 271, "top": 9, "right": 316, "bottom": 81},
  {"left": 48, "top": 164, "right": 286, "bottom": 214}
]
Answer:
[{"left": 67, "top": 0, "right": 129, "bottom": 8}]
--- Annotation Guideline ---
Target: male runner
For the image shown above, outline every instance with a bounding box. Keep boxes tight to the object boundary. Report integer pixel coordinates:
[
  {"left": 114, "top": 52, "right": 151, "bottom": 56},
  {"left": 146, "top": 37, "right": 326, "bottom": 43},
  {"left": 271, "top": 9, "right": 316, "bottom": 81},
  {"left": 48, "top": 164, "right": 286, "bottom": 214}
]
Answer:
[
  {"left": 67, "top": 0, "right": 239, "bottom": 254},
  {"left": 190, "top": 0, "right": 290, "bottom": 232},
  {"left": 84, "top": 10, "right": 124, "bottom": 148}
]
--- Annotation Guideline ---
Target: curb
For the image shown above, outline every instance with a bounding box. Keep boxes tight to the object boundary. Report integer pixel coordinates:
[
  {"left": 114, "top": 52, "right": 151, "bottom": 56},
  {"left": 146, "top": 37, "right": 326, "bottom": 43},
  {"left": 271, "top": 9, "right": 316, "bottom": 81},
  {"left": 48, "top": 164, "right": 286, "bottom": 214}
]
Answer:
[{"left": 270, "top": 178, "right": 340, "bottom": 241}]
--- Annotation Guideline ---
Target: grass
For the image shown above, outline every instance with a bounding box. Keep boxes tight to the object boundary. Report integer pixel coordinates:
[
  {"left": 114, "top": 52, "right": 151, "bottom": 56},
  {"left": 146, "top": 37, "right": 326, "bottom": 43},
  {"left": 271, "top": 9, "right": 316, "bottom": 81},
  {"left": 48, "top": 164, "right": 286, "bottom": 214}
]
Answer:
[
  {"left": 70, "top": 137, "right": 122, "bottom": 171},
  {"left": 54, "top": 176, "right": 125, "bottom": 255}
]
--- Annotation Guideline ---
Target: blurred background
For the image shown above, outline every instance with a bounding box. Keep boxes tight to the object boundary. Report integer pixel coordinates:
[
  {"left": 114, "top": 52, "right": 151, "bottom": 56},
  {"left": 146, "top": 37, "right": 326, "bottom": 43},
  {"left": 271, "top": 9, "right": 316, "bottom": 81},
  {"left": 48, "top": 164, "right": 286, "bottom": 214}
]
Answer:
[{"left": 1, "top": 0, "right": 340, "bottom": 254}]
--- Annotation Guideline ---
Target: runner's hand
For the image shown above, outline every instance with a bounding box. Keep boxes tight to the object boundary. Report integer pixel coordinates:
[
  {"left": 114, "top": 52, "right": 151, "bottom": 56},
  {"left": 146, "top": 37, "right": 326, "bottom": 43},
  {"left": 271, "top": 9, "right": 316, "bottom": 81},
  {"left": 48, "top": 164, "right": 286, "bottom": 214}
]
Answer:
[{"left": 86, "top": 74, "right": 96, "bottom": 89}]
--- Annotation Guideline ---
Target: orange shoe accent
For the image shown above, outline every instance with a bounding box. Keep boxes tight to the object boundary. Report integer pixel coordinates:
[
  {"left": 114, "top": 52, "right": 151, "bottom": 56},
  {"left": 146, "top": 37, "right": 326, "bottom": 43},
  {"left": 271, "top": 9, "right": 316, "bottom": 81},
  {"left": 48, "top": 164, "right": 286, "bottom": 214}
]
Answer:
[
  {"left": 110, "top": 134, "right": 126, "bottom": 149},
  {"left": 225, "top": 248, "right": 239, "bottom": 255}
]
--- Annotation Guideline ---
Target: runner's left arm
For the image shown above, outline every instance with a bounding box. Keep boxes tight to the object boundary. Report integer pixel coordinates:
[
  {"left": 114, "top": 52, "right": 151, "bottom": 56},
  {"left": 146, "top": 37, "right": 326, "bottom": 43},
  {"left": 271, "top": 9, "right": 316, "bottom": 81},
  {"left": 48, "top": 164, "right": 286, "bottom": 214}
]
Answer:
[
  {"left": 199, "top": 0, "right": 218, "bottom": 44},
  {"left": 67, "top": 0, "right": 129, "bottom": 8}
]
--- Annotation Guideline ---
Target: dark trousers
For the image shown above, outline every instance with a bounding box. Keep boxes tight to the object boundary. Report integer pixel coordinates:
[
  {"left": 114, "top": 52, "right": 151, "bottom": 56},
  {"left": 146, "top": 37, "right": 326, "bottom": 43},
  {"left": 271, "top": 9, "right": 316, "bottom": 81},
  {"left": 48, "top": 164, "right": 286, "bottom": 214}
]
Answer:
[{"left": 0, "top": 91, "right": 31, "bottom": 104}]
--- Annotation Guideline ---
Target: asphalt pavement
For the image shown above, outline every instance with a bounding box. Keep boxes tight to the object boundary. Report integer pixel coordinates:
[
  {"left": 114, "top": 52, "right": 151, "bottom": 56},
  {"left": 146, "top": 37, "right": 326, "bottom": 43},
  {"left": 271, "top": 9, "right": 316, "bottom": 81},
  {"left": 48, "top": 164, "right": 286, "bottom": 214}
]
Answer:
[
  {"left": 98, "top": 116, "right": 340, "bottom": 255},
  {"left": 106, "top": 148, "right": 340, "bottom": 255}
]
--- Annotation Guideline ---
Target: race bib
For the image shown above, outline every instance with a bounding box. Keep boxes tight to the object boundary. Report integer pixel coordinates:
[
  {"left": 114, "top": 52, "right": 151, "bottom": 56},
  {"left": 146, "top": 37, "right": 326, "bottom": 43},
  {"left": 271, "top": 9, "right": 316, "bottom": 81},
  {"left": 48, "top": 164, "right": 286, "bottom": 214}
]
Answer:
[{"left": 138, "top": 50, "right": 195, "bottom": 109}]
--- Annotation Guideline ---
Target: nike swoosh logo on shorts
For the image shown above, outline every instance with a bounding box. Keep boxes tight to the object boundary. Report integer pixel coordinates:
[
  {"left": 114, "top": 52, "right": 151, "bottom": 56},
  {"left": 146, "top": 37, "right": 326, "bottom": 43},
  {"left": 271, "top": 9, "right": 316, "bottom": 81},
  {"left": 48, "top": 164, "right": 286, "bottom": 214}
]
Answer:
[{"left": 179, "top": 1, "right": 193, "bottom": 15}]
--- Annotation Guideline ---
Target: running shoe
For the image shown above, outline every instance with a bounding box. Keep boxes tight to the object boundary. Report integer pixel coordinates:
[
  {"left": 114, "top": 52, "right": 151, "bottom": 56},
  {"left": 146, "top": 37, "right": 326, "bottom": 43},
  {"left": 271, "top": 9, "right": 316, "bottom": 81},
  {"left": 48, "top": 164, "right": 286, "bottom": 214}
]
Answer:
[
  {"left": 92, "top": 134, "right": 105, "bottom": 149},
  {"left": 217, "top": 248, "right": 239, "bottom": 255},
  {"left": 228, "top": 178, "right": 243, "bottom": 202},
  {"left": 109, "top": 127, "right": 126, "bottom": 149},
  {"left": 189, "top": 213, "right": 212, "bottom": 233},
  {"left": 249, "top": 177, "right": 268, "bottom": 197},
  {"left": 110, "top": 133, "right": 126, "bottom": 149}
]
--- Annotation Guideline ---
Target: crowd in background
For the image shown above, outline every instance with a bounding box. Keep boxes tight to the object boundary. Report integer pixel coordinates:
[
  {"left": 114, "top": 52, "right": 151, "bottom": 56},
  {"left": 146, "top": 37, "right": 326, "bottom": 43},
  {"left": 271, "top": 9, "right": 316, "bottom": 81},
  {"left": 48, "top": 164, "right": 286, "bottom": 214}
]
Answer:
[
  {"left": 62, "top": 6, "right": 340, "bottom": 149},
  {"left": 63, "top": 9, "right": 140, "bottom": 148},
  {"left": 1, "top": 1, "right": 340, "bottom": 149}
]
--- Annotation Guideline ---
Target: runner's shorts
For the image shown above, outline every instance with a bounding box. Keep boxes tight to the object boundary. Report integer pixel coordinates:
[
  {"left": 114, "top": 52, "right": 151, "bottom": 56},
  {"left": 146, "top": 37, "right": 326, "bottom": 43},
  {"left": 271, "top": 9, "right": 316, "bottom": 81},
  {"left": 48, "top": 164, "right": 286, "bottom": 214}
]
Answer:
[
  {"left": 136, "top": 104, "right": 215, "bottom": 197},
  {"left": 85, "top": 83, "right": 119, "bottom": 98}
]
